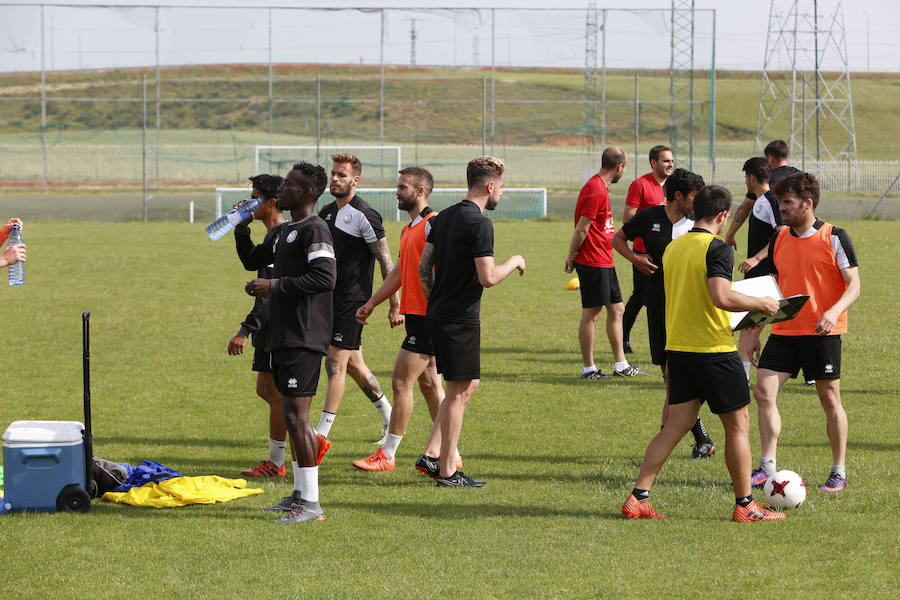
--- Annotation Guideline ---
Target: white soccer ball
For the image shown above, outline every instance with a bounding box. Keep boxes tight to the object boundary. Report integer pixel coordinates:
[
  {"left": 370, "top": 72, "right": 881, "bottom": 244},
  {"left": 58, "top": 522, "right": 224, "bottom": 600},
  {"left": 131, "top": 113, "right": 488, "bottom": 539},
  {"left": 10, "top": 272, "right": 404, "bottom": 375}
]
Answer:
[{"left": 763, "top": 470, "right": 807, "bottom": 509}]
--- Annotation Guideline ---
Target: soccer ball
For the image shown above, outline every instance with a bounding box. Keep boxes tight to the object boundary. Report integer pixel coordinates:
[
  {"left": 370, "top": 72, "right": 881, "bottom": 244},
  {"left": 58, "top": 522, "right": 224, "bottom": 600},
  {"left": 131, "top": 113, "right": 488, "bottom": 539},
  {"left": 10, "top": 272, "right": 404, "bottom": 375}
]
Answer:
[{"left": 763, "top": 470, "right": 807, "bottom": 509}]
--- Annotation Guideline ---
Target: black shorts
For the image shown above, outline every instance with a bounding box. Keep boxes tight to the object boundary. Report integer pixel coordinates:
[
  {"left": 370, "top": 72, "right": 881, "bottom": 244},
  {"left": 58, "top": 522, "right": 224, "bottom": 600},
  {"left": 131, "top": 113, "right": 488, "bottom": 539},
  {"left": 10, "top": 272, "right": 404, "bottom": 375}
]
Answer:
[
  {"left": 429, "top": 318, "right": 480, "bottom": 381},
  {"left": 401, "top": 314, "right": 435, "bottom": 356},
  {"left": 758, "top": 334, "right": 842, "bottom": 380},
  {"left": 270, "top": 348, "right": 323, "bottom": 397},
  {"left": 667, "top": 350, "right": 750, "bottom": 415},
  {"left": 574, "top": 263, "right": 622, "bottom": 308},
  {"left": 251, "top": 346, "right": 272, "bottom": 373},
  {"left": 646, "top": 301, "right": 667, "bottom": 367},
  {"left": 331, "top": 300, "right": 365, "bottom": 350}
]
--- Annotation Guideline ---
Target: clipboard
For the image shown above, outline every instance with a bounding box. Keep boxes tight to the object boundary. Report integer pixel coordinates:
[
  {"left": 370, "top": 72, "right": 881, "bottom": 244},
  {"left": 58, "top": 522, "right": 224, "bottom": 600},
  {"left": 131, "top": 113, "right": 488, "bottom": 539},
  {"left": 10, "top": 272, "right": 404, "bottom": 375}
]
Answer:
[{"left": 729, "top": 275, "right": 810, "bottom": 331}]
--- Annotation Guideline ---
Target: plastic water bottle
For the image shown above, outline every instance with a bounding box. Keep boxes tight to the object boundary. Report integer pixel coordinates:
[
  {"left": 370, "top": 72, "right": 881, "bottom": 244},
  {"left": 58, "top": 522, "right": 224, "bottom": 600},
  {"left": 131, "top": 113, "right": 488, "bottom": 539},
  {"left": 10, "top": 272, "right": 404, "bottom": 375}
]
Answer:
[
  {"left": 205, "top": 197, "right": 262, "bottom": 241},
  {"left": 7, "top": 223, "right": 24, "bottom": 286}
]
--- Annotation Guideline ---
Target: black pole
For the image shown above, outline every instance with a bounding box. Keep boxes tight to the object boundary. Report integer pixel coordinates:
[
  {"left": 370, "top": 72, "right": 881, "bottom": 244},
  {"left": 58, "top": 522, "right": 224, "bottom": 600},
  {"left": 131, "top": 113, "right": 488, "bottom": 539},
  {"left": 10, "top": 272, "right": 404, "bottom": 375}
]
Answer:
[{"left": 82, "top": 310, "right": 94, "bottom": 495}]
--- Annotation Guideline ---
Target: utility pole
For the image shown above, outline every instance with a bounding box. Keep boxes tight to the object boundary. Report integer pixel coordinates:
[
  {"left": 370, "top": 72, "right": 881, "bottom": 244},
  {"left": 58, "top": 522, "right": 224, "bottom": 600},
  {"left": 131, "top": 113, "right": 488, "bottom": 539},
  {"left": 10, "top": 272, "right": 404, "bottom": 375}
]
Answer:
[
  {"left": 754, "top": 0, "right": 858, "bottom": 166},
  {"left": 410, "top": 19, "right": 417, "bottom": 66},
  {"left": 581, "top": 1, "right": 599, "bottom": 181}
]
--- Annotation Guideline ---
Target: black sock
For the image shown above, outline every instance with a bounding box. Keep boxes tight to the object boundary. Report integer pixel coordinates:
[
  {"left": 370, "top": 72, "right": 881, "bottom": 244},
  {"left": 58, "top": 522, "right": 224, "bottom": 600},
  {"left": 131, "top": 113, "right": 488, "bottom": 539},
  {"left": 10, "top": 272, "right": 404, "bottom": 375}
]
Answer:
[
  {"left": 691, "top": 417, "right": 712, "bottom": 445},
  {"left": 631, "top": 488, "right": 649, "bottom": 500},
  {"left": 736, "top": 494, "right": 753, "bottom": 507}
]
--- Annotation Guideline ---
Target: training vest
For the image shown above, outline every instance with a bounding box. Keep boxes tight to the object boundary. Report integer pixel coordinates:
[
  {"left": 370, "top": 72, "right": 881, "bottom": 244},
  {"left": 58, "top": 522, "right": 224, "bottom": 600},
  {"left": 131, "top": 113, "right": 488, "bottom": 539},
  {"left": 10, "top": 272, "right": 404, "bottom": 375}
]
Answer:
[
  {"left": 399, "top": 209, "right": 436, "bottom": 316},
  {"left": 663, "top": 230, "right": 736, "bottom": 353},
  {"left": 771, "top": 223, "right": 848, "bottom": 336}
]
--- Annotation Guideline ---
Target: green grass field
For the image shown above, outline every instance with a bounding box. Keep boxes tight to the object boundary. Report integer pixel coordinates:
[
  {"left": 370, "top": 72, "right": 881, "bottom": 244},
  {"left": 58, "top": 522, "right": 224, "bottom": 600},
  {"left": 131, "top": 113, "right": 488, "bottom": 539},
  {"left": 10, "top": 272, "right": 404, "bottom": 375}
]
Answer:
[{"left": 0, "top": 219, "right": 897, "bottom": 599}]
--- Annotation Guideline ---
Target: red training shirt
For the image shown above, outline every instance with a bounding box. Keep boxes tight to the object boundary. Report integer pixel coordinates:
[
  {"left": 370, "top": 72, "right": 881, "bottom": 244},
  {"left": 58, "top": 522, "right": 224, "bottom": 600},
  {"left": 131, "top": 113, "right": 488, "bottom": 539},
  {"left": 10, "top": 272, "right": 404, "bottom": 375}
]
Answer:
[{"left": 574, "top": 174, "right": 616, "bottom": 268}]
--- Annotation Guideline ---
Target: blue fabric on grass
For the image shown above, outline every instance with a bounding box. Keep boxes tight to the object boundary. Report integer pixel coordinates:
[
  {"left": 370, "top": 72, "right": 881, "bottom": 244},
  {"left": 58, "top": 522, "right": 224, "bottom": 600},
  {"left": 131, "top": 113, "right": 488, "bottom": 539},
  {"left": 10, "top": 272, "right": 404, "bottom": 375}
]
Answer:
[{"left": 111, "top": 461, "right": 182, "bottom": 492}]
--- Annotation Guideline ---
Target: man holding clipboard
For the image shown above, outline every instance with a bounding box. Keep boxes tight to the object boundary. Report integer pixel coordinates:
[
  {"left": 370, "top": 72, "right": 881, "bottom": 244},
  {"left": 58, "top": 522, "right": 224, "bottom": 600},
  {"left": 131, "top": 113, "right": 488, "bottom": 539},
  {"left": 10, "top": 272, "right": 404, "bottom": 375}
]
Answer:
[{"left": 750, "top": 173, "right": 861, "bottom": 493}]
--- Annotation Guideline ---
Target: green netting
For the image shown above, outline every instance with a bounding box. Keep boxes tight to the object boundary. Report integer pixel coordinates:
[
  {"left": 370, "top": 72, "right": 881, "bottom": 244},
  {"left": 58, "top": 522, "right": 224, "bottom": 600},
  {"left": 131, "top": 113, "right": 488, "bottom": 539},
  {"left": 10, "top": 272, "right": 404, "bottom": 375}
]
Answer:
[{"left": 215, "top": 187, "right": 546, "bottom": 221}]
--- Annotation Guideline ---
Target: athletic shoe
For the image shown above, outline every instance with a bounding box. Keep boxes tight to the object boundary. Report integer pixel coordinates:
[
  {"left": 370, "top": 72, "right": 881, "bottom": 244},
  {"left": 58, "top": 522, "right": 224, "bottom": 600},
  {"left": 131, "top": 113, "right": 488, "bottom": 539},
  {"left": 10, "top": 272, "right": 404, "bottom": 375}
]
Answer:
[
  {"left": 623, "top": 340, "right": 634, "bottom": 355},
  {"left": 581, "top": 370, "right": 612, "bottom": 381},
  {"left": 750, "top": 468, "right": 771, "bottom": 488},
  {"left": 435, "top": 471, "right": 486, "bottom": 488},
  {"left": 275, "top": 503, "right": 325, "bottom": 523},
  {"left": 613, "top": 365, "right": 648, "bottom": 377},
  {"left": 732, "top": 500, "right": 787, "bottom": 522},
  {"left": 415, "top": 454, "right": 440, "bottom": 479},
  {"left": 316, "top": 433, "right": 332, "bottom": 465},
  {"left": 621, "top": 494, "right": 666, "bottom": 519},
  {"left": 374, "top": 424, "right": 389, "bottom": 446},
  {"left": 819, "top": 472, "right": 846, "bottom": 492},
  {"left": 687, "top": 441, "right": 716, "bottom": 460},
  {"left": 352, "top": 447, "right": 395, "bottom": 472},
  {"left": 240, "top": 459, "right": 286, "bottom": 478},
  {"left": 804, "top": 379, "right": 816, "bottom": 387},
  {"left": 261, "top": 490, "right": 302, "bottom": 512}
]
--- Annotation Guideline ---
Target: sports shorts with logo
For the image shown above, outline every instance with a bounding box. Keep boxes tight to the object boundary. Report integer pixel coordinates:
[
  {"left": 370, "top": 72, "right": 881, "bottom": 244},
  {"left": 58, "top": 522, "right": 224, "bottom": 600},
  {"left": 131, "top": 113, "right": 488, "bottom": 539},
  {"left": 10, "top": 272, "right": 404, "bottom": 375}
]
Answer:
[
  {"left": 331, "top": 300, "right": 365, "bottom": 350},
  {"left": 401, "top": 314, "right": 434, "bottom": 356},
  {"left": 573, "top": 263, "right": 622, "bottom": 308},
  {"left": 270, "top": 348, "right": 323, "bottom": 397},
  {"left": 252, "top": 347, "right": 272, "bottom": 373},
  {"left": 667, "top": 350, "right": 750, "bottom": 414},
  {"left": 428, "top": 318, "right": 480, "bottom": 381},
  {"left": 758, "top": 334, "right": 842, "bottom": 380}
]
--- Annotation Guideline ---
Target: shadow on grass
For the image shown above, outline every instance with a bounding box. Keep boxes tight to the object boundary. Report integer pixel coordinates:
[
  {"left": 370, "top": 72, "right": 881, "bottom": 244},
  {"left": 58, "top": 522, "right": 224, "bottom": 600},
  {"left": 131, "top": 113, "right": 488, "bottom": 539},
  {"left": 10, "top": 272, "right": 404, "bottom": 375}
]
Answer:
[{"left": 327, "top": 499, "right": 609, "bottom": 520}]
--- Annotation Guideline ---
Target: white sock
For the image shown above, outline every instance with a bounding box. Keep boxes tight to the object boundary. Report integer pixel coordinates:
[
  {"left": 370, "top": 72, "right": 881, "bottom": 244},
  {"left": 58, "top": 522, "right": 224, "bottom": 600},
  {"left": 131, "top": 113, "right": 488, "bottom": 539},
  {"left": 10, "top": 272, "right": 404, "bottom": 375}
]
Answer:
[
  {"left": 372, "top": 395, "right": 392, "bottom": 426},
  {"left": 831, "top": 464, "right": 846, "bottom": 478},
  {"left": 743, "top": 361, "right": 751, "bottom": 381},
  {"left": 382, "top": 433, "right": 403, "bottom": 460},
  {"left": 291, "top": 460, "right": 302, "bottom": 493},
  {"left": 455, "top": 448, "right": 462, "bottom": 460},
  {"left": 581, "top": 365, "right": 597, "bottom": 375},
  {"left": 760, "top": 457, "right": 776, "bottom": 474},
  {"left": 298, "top": 466, "right": 318, "bottom": 503},
  {"left": 268, "top": 438, "right": 286, "bottom": 466},
  {"left": 614, "top": 361, "right": 630, "bottom": 372},
  {"left": 317, "top": 411, "right": 335, "bottom": 437}
]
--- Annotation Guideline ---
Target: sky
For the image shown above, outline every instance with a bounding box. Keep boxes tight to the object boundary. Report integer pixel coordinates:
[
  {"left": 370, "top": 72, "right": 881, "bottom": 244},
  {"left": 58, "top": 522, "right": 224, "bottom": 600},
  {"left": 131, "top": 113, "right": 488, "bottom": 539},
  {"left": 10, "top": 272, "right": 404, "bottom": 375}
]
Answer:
[{"left": 0, "top": 0, "right": 897, "bottom": 73}]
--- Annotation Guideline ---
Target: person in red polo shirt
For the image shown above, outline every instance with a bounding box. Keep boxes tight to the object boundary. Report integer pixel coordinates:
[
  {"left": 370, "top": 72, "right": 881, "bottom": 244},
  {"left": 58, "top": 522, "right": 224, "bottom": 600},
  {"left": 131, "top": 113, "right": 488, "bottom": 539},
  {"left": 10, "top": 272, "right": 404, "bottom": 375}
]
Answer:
[
  {"left": 621, "top": 145, "right": 674, "bottom": 354},
  {"left": 565, "top": 146, "right": 647, "bottom": 380},
  {"left": 752, "top": 172, "right": 861, "bottom": 493}
]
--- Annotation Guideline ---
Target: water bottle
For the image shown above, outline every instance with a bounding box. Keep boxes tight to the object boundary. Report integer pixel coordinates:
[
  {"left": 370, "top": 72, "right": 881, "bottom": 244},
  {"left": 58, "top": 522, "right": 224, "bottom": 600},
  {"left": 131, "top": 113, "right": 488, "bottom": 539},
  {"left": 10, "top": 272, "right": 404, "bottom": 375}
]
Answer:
[
  {"left": 7, "top": 223, "right": 24, "bottom": 286},
  {"left": 205, "top": 197, "right": 262, "bottom": 241}
]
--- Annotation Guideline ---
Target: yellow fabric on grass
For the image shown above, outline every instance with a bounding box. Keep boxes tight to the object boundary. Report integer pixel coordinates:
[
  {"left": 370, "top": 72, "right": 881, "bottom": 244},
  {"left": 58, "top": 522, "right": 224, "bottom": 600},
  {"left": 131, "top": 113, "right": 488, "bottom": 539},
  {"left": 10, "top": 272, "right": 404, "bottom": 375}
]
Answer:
[{"left": 102, "top": 475, "right": 263, "bottom": 508}]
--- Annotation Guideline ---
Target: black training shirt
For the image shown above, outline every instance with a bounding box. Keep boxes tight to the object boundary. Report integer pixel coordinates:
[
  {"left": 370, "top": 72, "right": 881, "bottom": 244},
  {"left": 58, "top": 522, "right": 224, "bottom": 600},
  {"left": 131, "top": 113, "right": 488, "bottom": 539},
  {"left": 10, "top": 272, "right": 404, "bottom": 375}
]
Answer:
[
  {"left": 239, "top": 216, "right": 336, "bottom": 354},
  {"left": 319, "top": 194, "right": 386, "bottom": 303},
  {"left": 621, "top": 205, "right": 694, "bottom": 307},
  {"left": 425, "top": 199, "right": 494, "bottom": 322}
]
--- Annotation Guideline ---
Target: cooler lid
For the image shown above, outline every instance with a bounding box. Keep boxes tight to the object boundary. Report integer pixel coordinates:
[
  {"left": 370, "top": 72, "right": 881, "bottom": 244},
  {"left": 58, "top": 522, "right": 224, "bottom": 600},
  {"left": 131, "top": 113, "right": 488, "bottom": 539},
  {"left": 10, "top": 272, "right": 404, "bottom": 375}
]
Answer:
[{"left": 2, "top": 420, "right": 85, "bottom": 444}]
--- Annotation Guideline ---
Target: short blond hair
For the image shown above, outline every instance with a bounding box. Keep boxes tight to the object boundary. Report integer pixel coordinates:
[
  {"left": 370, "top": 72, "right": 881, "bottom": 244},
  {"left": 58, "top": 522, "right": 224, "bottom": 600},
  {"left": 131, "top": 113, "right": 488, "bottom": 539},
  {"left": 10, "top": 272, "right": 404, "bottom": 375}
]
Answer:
[
  {"left": 466, "top": 155, "right": 504, "bottom": 189},
  {"left": 331, "top": 153, "right": 362, "bottom": 176}
]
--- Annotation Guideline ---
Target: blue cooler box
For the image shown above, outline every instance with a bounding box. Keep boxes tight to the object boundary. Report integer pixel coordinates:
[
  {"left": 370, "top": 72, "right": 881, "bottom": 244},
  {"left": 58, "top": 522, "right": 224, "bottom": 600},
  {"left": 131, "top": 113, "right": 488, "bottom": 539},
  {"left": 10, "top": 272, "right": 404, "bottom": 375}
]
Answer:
[{"left": 2, "top": 420, "right": 87, "bottom": 512}]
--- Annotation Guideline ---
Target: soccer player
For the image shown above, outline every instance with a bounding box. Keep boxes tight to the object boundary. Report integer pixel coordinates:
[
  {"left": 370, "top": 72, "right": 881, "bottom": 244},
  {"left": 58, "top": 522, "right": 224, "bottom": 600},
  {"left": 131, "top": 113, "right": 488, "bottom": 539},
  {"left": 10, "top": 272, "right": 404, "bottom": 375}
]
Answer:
[
  {"left": 230, "top": 174, "right": 288, "bottom": 478},
  {"left": 315, "top": 153, "right": 396, "bottom": 445},
  {"left": 621, "top": 145, "right": 674, "bottom": 355},
  {"left": 724, "top": 157, "right": 783, "bottom": 381},
  {"left": 620, "top": 185, "right": 785, "bottom": 522},
  {"left": 565, "top": 146, "right": 646, "bottom": 380},
  {"left": 613, "top": 168, "right": 716, "bottom": 460},
  {"left": 241, "top": 161, "right": 336, "bottom": 523},
  {"left": 351, "top": 167, "right": 460, "bottom": 473},
  {"left": 764, "top": 139, "right": 800, "bottom": 188},
  {"left": 418, "top": 155, "right": 525, "bottom": 487},
  {"left": 751, "top": 172, "right": 860, "bottom": 492}
]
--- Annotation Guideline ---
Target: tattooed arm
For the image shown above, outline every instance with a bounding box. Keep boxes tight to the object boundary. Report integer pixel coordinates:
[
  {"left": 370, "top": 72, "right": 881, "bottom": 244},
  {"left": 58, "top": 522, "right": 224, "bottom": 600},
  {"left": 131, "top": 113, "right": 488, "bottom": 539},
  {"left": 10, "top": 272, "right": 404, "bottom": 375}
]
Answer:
[
  {"left": 418, "top": 242, "right": 435, "bottom": 300},
  {"left": 369, "top": 237, "right": 402, "bottom": 326}
]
